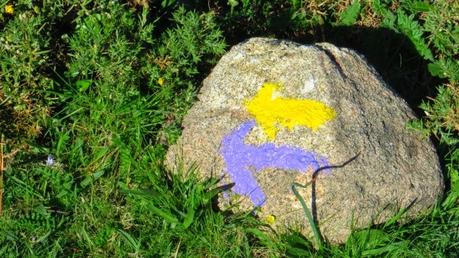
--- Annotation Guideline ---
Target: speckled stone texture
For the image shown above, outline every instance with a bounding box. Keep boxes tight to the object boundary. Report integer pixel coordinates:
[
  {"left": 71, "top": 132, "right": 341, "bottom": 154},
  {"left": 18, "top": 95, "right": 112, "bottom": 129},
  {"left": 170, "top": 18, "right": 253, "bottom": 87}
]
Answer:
[{"left": 165, "top": 37, "right": 444, "bottom": 243}]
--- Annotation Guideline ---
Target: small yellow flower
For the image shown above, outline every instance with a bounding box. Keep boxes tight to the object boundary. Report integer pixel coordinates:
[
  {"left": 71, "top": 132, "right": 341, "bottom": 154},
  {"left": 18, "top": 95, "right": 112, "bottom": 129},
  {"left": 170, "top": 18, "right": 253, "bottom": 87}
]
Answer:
[
  {"left": 4, "top": 4, "right": 14, "bottom": 15},
  {"left": 157, "top": 77, "right": 165, "bottom": 86},
  {"left": 265, "top": 214, "right": 276, "bottom": 225}
]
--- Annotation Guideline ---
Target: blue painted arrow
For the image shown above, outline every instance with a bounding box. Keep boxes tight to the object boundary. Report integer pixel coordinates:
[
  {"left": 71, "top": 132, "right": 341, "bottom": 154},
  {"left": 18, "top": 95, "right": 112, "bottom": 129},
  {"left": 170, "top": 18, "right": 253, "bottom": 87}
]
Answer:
[{"left": 220, "top": 120, "right": 330, "bottom": 207}]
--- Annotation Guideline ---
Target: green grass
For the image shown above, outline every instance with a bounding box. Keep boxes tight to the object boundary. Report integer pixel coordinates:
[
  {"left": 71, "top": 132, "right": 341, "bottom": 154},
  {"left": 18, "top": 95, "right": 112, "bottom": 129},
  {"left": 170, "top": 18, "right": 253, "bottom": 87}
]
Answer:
[{"left": 0, "top": 0, "right": 458, "bottom": 257}]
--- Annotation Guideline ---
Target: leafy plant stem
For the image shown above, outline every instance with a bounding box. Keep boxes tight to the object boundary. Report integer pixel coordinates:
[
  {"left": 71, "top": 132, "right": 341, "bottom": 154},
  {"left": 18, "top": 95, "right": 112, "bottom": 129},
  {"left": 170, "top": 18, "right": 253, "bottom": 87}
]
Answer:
[{"left": 291, "top": 181, "right": 323, "bottom": 250}]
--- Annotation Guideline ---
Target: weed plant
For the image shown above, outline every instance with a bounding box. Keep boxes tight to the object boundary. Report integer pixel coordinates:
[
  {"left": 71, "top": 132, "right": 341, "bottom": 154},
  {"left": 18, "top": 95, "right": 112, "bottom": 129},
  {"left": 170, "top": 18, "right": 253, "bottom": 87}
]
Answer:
[{"left": 0, "top": 0, "right": 458, "bottom": 257}]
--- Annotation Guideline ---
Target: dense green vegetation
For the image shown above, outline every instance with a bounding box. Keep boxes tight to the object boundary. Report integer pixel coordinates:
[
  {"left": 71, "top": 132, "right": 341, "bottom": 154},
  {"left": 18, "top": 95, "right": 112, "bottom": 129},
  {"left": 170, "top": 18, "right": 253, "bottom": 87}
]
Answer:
[{"left": 0, "top": 0, "right": 457, "bottom": 256}]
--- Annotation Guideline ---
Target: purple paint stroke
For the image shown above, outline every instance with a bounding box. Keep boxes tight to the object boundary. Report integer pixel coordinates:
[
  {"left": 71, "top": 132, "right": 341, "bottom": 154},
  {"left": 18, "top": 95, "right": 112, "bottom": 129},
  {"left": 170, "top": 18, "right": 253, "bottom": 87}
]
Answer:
[{"left": 220, "top": 120, "right": 330, "bottom": 207}]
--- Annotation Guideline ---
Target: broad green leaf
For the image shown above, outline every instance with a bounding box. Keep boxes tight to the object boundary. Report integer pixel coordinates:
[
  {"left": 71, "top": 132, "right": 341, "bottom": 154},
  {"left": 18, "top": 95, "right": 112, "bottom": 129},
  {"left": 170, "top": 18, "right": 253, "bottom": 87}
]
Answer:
[
  {"left": 76, "top": 79, "right": 92, "bottom": 92},
  {"left": 80, "top": 176, "right": 92, "bottom": 187},
  {"left": 149, "top": 205, "right": 179, "bottom": 224},
  {"left": 182, "top": 206, "right": 195, "bottom": 229},
  {"left": 117, "top": 229, "right": 140, "bottom": 250},
  {"left": 338, "top": 0, "right": 361, "bottom": 26},
  {"left": 428, "top": 62, "right": 446, "bottom": 78}
]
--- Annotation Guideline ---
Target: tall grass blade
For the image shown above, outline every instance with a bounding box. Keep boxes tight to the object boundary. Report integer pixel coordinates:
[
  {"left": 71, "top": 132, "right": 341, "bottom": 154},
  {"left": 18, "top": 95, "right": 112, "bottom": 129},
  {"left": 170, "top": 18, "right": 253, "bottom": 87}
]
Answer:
[{"left": 291, "top": 182, "right": 323, "bottom": 249}]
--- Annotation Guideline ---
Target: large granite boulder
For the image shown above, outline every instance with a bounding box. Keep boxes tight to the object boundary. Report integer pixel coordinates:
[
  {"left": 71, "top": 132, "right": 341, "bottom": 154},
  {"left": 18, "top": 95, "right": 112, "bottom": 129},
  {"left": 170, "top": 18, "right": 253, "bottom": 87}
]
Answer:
[{"left": 165, "top": 37, "right": 444, "bottom": 243}]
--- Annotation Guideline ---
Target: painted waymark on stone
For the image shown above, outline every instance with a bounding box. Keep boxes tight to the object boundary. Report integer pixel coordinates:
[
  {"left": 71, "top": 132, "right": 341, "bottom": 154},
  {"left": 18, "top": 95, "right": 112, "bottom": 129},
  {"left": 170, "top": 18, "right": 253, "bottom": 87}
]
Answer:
[
  {"left": 220, "top": 120, "right": 329, "bottom": 207},
  {"left": 245, "top": 82, "right": 336, "bottom": 140}
]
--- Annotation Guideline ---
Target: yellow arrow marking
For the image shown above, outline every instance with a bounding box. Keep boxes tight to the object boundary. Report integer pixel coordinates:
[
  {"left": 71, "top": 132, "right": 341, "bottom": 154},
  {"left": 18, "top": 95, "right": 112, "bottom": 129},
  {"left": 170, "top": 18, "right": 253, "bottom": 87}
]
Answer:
[{"left": 244, "top": 82, "right": 336, "bottom": 140}]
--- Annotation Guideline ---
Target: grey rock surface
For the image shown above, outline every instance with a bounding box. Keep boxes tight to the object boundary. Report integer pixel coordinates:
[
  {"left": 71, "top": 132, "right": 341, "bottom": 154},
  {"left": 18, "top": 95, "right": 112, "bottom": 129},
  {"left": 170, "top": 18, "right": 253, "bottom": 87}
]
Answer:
[{"left": 165, "top": 37, "right": 444, "bottom": 243}]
